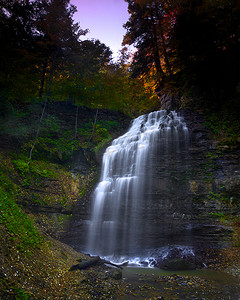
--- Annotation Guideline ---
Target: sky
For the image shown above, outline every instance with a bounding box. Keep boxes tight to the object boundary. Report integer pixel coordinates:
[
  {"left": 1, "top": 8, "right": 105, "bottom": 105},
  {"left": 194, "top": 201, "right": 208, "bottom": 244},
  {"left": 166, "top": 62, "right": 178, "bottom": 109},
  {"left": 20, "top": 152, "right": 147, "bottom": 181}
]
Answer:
[{"left": 71, "top": 0, "right": 130, "bottom": 60}]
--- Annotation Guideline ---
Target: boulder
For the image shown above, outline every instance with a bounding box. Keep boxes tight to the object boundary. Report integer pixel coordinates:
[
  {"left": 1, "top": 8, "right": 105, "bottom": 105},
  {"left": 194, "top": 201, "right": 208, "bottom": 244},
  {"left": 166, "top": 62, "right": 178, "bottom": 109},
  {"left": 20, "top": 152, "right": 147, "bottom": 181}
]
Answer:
[{"left": 160, "top": 258, "right": 196, "bottom": 271}]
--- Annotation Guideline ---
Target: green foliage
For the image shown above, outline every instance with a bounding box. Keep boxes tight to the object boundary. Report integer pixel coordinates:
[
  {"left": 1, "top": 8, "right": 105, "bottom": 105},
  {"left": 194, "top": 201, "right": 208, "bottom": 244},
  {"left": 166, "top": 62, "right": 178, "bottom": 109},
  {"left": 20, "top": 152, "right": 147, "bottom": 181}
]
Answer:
[
  {"left": 0, "top": 170, "right": 16, "bottom": 195},
  {"left": 92, "top": 125, "right": 109, "bottom": 143},
  {"left": 79, "top": 120, "right": 120, "bottom": 148},
  {"left": 13, "top": 287, "right": 31, "bottom": 300},
  {"left": 209, "top": 190, "right": 238, "bottom": 207},
  {"left": 31, "top": 193, "right": 48, "bottom": 206},
  {"left": 13, "top": 158, "right": 58, "bottom": 179},
  {"left": 97, "top": 120, "right": 120, "bottom": 132},
  {"left": 0, "top": 185, "right": 43, "bottom": 253},
  {"left": 0, "top": 278, "right": 31, "bottom": 300},
  {"left": 0, "top": 153, "right": 50, "bottom": 253},
  {"left": 0, "top": 102, "right": 39, "bottom": 138},
  {"left": 209, "top": 212, "right": 225, "bottom": 219},
  {"left": 94, "top": 137, "right": 112, "bottom": 154},
  {"left": 56, "top": 64, "right": 159, "bottom": 117},
  {"left": 35, "top": 135, "right": 82, "bottom": 160},
  {"left": 42, "top": 115, "right": 61, "bottom": 134},
  {"left": 208, "top": 212, "right": 230, "bottom": 224},
  {"left": 0, "top": 100, "right": 126, "bottom": 162},
  {"left": 204, "top": 107, "right": 240, "bottom": 146},
  {"left": 0, "top": 0, "right": 160, "bottom": 122},
  {"left": 13, "top": 159, "right": 30, "bottom": 175},
  {"left": 14, "top": 109, "right": 122, "bottom": 160},
  {"left": 200, "top": 151, "right": 219, "bottom": 182}
]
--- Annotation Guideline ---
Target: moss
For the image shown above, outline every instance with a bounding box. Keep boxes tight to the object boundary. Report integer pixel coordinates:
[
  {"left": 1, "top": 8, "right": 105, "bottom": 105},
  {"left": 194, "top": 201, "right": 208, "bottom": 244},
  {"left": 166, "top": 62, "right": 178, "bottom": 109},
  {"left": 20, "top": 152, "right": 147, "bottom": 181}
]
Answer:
[
  {"left": 13, "top": 158, "right": 60, "bottom": 179},
  {"left": 0, "top": 149, "right": 98, "bottom": 246},
  {"left": 94, "top": 136, "right": 112, "bottom": 153},
  {"left": 13, "top": 287, "right": 31, "bottom": 300},
  {"left": 0, "top": 185, "right": 43, "bottom": 253},
  {"left": 0, "top": 153, "right": 44, "bottom": 253},
  {"left": 204, "top": 108, "right": 240, "bottom": 146},
  {"left": 0, "top": 277, "right": 32, "bottom": 300}
]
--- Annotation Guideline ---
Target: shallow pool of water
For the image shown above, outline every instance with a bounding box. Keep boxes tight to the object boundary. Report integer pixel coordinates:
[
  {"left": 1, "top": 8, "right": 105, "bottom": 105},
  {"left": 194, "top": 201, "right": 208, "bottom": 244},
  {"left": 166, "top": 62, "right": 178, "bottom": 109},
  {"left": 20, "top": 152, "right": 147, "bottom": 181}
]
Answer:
[
  {"left": 122, "top": 266, "right": 239, "bottom": 284},
  {"left": 119, "top": 266, "right": 240, "bottom": 299}
]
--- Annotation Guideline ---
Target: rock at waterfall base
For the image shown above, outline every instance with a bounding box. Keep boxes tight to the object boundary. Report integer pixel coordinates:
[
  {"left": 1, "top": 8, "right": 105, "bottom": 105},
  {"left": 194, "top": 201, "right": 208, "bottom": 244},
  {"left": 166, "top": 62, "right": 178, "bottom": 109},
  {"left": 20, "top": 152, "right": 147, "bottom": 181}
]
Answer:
[{"left": 160, "top": 258, "right": 196, "bottom": 271}]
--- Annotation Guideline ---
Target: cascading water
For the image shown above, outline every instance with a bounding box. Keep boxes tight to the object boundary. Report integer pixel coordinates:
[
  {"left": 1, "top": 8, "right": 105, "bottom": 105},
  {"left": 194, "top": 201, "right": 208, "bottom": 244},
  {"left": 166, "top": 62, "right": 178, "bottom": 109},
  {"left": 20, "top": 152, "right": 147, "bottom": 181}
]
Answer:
[{"left": 86, "top": 110, "right": 191, "bottom": 265}]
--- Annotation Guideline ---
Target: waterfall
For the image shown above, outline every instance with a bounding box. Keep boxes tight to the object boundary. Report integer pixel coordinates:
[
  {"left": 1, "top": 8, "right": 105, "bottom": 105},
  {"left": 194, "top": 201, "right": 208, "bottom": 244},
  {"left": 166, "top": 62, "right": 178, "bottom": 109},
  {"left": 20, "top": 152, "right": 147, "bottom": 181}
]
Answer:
[{"left": 87, "top": 110, "right": 189, "bottom": 264}]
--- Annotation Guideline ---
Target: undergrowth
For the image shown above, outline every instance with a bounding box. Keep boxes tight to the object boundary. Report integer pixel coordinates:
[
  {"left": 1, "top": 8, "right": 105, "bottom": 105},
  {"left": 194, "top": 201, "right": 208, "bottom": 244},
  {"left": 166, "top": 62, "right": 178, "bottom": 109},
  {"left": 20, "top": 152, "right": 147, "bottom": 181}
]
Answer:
[
  {"left": 0, "top": 182, "right": 43, "bottom": 254},
  {"left": 22, "top": 120, "right": 120, "bottom": 161},
  {"left": 0, "top": 102, "right": 121, "bottom": 161},
  {"left": 0, "top": 152, "right": 43, "bottom": 253},
  {"left": 204, "top": 103, "right": 240, "bottom": 146}
]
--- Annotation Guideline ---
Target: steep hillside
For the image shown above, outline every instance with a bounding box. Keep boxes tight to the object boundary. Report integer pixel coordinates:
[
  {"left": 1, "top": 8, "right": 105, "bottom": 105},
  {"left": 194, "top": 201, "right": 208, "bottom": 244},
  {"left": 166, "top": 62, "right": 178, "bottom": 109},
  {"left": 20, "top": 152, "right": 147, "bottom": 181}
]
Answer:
[{"left": 0, "top": 103, "right": 132, "bottom": 298}]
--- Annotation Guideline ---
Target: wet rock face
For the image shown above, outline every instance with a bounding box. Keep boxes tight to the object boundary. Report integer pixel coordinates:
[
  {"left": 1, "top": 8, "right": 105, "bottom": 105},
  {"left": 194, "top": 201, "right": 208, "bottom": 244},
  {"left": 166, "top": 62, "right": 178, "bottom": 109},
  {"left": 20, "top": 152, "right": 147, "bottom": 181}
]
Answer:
[
  {"left": 62, "top": 108, "right": 240, "bottom": 257},
  {"left": 159, "top": 94, "right": 180, "bottom": 110},
  {"left": 143, "top": 109, "right": 240, "bottom": 248},
  {"left": 182, "top": 109, "right": 240, "bottom": 212}
]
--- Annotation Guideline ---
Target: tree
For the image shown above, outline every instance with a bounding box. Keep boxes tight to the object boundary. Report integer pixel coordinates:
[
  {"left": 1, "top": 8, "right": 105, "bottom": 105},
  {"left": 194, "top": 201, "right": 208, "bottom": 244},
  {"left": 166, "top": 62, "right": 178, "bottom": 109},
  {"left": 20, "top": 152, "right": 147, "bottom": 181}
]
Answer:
[
  {"left": 35, "top": 0, "right": 88, "bottom": 99},
  {"left": 70, "top": 39, "right": 112, "bottom": 78},
  {"left": 123, "top": 0, "right": 240, "bottom": 105},
  {"left": 27, "top": 0, "right": 88, "bottom": 159},
  {"left": 0, "top": 0, "right": 41, "bottom": 101},
  {"left": 171, "top": 0, "right": 240, "bottom": 101},
  {"left": 123, "top": 0, "right": 176, "bottom": 86},
  {"left": 49, "top": 39, "right": 112, "bottom": 105}
]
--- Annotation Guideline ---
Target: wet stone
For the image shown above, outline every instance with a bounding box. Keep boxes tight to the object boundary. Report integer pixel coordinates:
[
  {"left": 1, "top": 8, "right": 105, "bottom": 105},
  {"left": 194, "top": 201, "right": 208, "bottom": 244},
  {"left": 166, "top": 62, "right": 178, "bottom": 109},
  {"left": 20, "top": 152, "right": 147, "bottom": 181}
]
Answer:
[{"left": 159, "top": 258, "right": 197, "bottom": 271}]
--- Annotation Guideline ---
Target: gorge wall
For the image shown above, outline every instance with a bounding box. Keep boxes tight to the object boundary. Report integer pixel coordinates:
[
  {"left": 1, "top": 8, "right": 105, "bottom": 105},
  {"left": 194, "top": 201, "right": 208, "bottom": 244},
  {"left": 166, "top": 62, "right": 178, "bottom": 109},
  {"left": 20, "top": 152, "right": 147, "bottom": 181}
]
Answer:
[
  {"left": 158, "top": 94, "right": 240, "bottom": 246},
  {"left": 61, "top": 105, "right": 240, "bottom": 259}
]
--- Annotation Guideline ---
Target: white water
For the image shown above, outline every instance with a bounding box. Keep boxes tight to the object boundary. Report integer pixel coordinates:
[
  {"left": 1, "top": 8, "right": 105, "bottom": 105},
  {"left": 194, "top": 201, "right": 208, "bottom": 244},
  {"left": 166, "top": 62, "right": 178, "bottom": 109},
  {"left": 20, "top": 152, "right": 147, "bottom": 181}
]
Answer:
[{"left": 87, "top": 110, "right": 189, "bottom": 265}]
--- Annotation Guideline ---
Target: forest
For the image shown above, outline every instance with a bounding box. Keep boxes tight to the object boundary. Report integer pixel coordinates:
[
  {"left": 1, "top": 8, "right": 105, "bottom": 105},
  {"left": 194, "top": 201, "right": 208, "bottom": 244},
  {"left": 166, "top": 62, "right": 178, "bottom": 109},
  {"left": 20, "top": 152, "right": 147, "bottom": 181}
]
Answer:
[
  {"left": 1, "top": 0, "right": 240, "bottom": 148},
  {"left": 0, "top": 0, "right": 240, "bottom": 299}
]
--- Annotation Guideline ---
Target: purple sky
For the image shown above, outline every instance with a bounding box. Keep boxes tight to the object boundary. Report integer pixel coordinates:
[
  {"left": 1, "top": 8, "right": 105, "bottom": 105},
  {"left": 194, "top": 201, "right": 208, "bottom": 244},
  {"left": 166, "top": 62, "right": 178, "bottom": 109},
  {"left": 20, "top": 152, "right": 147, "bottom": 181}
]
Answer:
[{"left": 71, "top": 0, "right": 130, "bottom": 60}]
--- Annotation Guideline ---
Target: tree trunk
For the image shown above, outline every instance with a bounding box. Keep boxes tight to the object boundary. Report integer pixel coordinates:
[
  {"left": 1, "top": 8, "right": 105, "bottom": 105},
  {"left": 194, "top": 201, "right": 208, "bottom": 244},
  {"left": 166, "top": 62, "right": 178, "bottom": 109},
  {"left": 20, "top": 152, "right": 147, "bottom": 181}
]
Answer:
[
  {"left": 69, "top": 256, "right": 123, "bottom": 271},
  {"left": 89, "top": 108, "right": 99, "bottom": 142},
  {"left": 155, "top": 3, "right": 173, "bottom": 76},
  {"left": 74, "top": 105, "right": 79, "bottom": 139},
  {"left": 148, "top": 17, "right": 165, "bottom": 84},
  {"left": 29, "top": 58, "right": 55, "bottom": 160},
  {"left": 69, "top": 256, "right": 100, "bottom": 271},
  {"left": 39, "top": 58, "right": 48, "bottom": 99}
]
